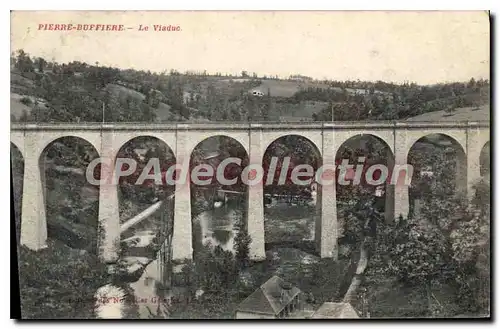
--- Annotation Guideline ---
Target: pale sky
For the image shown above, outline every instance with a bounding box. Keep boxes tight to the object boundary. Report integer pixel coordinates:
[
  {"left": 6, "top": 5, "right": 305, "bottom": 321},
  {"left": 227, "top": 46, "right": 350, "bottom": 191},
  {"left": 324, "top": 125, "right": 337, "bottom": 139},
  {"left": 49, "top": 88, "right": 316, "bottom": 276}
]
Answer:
[{"left": 11, "top": 11, "right": 490, "bottom": 84}]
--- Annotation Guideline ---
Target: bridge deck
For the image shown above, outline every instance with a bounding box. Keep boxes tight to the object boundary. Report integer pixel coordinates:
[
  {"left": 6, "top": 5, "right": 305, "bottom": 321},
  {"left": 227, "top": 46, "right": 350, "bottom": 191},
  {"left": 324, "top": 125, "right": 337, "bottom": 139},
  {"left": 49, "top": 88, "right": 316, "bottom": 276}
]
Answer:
[{"left": 10, "top": 120, "right": 490, "bottom": 131}]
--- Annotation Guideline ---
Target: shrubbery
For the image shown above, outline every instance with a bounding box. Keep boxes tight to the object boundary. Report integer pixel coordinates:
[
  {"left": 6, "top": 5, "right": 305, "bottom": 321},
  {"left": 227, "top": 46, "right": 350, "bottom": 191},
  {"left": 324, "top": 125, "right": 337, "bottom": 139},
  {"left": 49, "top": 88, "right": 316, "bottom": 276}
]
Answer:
[
  {"left": 17, "top": 240, "right": 109, "bottom": 319},
  {"left": 19, "top": 96, "right": 32, "bottom": 106}
]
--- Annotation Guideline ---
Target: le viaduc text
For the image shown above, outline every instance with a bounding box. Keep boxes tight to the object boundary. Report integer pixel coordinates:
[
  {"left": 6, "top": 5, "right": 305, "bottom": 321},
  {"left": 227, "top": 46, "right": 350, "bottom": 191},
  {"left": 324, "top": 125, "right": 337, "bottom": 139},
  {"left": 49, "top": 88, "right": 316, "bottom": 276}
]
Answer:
[{"left": 38, "top": 24, "right": 181, "bottom": 32}]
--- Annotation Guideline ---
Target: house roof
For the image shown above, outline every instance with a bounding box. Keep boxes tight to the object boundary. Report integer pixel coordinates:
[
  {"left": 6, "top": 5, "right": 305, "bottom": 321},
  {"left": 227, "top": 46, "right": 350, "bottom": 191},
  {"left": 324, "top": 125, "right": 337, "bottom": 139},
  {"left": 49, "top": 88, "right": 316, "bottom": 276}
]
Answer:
[
  {"left": 236, "top": 276, "right": 302, "bottom": 315},
  {"left": 311, "top": 302, "right": 360, "bottom": 319}
]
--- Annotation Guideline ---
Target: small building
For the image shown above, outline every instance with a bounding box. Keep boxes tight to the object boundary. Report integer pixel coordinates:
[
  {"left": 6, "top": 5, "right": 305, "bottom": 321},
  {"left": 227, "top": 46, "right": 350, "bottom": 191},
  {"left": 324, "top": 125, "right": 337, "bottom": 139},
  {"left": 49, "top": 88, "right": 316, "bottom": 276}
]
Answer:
[
  {"left": 235, "top": 276, "right": 304, "bottom": 319},
  {"left": 374, "top": 185, "right": 385, "bottom": 197},
  {"left": 420, "top": 166, "right": 434, "bottom": 178},
  {"left": 251, "top": 90, "right": 265, "bottom": 97},
  {"left": 311, "top": 302, "right": 360, "bottom": 319}
]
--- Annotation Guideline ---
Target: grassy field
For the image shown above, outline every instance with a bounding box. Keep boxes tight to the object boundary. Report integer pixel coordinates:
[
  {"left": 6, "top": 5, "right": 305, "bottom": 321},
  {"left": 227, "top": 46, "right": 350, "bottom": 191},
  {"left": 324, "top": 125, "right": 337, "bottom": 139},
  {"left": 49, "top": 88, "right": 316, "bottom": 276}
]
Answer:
[
  {"left": 11, "top": 72, "right": 34, "bottom": 91},
  {"left": 11, "top": 72, "right": 37, "bottom": 120},
  {"left": 249, "top": 79, "right": 331, "bottom": 98},
  {"left": 406, "top": 104, "right": 489, "bottom": 122},
  {"left": 275, "top": 100, "right": 328, "bottom": 120},
  {"left": 208, "top": 78, "right": 331, "bottom": 98},
  {"left": 10, "top": 93, "right": 32, "bottom": 119},
  {"left": 105, "top": 83, "right": 176, "bottom": 122}
]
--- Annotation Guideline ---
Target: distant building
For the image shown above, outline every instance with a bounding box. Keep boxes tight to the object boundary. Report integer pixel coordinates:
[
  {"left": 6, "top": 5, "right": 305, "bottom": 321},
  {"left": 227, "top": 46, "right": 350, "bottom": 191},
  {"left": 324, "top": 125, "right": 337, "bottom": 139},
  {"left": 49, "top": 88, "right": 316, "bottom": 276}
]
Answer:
[
  {"left": 235, "top": 276, "right": 308, "bottom": 319},
  {"left": 375, "top": 185, "right": 385, "bottom": 197},
  {"left": 311, "top": 302, "right": 360, "bottom": 319},
  {"left": 236, "top": 276, "right": 362, "bottom": 319},
  {"left": 420, "top": 166, "right": 434, "bottom": 178},
  {"left": 133, "top": 148, "right": 148, "bottom": 161},
  {"left": 250, "top": 89, "right": 265, "bottom": 97}
]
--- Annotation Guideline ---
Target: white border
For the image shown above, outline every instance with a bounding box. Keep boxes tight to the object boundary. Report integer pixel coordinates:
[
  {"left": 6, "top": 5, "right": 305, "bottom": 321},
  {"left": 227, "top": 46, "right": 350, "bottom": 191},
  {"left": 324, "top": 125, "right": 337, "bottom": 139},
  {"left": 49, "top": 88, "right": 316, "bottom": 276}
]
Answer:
[
  {"left": 3, "top": 2, "right": 497, "bottom": 328},
  {"left": 5, "top": 1, "right": 499, "bottom": 10}
]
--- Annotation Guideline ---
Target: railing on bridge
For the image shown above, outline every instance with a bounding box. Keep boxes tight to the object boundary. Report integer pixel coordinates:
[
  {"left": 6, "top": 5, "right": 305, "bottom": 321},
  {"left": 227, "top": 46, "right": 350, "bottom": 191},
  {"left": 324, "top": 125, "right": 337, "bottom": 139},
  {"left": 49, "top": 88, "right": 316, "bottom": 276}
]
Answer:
[{"left": 10, "top": 120, "right": 490, "bottom": 131}]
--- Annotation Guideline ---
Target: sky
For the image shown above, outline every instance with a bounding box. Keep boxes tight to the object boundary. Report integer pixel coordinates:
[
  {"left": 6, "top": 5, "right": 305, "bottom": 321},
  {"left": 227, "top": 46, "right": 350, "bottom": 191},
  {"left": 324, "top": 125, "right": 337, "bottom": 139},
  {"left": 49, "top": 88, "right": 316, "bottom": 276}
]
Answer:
[{"left": 10, "top": 11, "right": 490, "bottom": 84}]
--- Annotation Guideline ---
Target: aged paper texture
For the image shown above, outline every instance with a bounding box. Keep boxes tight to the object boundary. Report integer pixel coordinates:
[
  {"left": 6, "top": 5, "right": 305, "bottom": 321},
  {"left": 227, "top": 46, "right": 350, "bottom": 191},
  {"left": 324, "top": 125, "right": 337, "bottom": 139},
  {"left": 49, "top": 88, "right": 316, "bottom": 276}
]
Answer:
[{"left": 10, "top": 11, "right": 490, "bottom": 319}]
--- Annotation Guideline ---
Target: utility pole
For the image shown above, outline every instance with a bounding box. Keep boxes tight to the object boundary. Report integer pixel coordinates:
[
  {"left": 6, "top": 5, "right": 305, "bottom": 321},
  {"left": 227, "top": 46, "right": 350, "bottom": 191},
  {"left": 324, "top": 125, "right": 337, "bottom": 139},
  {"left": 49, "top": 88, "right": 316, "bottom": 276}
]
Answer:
[
  {"left": 331, "top": 102, "right": 334, "bottom": 122},
  {"left": 102, "top": 101, "right": 105, "bottom": 123}
]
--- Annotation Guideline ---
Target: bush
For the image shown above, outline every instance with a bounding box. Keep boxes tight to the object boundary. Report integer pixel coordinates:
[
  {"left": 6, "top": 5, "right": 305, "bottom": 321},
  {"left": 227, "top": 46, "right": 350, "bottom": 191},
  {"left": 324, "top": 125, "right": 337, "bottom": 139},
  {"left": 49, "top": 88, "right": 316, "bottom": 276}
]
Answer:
[
  {"left": 18, "top": 240, "right": 109, "bottom": 319},
  {"left": 20, "top": 96, "right": 32, "bottom": 106}
]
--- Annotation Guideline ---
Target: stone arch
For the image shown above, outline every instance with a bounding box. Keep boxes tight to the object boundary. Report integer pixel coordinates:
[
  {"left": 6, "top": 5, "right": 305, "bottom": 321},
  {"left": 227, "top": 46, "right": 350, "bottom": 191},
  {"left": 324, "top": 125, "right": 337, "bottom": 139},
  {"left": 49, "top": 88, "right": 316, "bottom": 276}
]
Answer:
[
  {"left": 334, "top": 134, "right": 395, "bottom": 252},
  {"left": 263, "top": 134, "right": 322, "bottom": 168},
  {"left": 114, "top": 135, "right": 176, "bottom": 278},
  {"left": 116, "top": 134, "right": 176, "bottom": 162},
  {"left": 405, "top": 130, "right": 467, "bottom": 159},
  {"left": 10, "top": 138, "right": 25, "bottom": 161},
  {"left": 111, "top": 131, "right": 177, "bottom": 161},
  {"left": 114, "top": 135, "right": 176, "bottom": 217},
  {"left": 39, "top": 136, "right": 101, "bottom": 253},
  {"left": 182, "top": 132, "right": 250, "bottom": 166},
  {"left": 261, "top": 131, "right": 323, "bottom": 163},
  {"left": 190, "top": 135, "right": 249, "bottom": 168},
  {"left": 10, "top": 142, "right": 24, "bottom": 171},
  {"left": 188, "top": 135, "right": 249, "bottom": 257},
  {"left": 480, "top": 141, "right": 490, "bottom": 177},
  {"left": 407, "top": 133, "right": 467, "bottom": 217},
  {"left": 334, "top": 130, "right": 395, "bottom": 156},
  {"left": 39, "top": 133, "right": 101, "bottom": 161},
  {"left": 11, "top": 142, "right": 24, "bottom": 246},
  {"left": 335, "top": 133, "right": 394, "bottom": 159},
  {"left": 261, "top": 134, "right": 322, "bottom": 255}
]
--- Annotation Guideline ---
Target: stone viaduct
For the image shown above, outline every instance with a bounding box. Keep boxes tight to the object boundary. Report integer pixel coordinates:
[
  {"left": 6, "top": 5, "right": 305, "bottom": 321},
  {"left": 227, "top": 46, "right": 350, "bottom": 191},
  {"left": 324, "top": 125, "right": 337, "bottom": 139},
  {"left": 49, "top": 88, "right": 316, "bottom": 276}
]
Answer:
[{"left": 10, "top": 121, "right": 490, "bottom": 263}]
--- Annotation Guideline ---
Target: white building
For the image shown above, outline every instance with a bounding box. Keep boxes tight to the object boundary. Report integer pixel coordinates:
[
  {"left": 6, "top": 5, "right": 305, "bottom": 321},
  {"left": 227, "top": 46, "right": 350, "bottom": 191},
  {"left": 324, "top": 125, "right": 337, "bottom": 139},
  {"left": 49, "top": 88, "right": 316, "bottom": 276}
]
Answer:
[{"left": 250, "top": 90, "right": 265, "bottom": 97}]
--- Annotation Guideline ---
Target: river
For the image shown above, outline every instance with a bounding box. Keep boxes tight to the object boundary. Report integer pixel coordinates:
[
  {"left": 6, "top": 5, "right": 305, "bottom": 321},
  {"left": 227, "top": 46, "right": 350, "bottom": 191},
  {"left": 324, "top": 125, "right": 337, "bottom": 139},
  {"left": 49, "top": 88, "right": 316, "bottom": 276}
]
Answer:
[
  {"left": 96, "top": 193, "right": 318, "bottom": 319},
  {"left": 194, "top": 192, "right": 317, "bottom": 254},
  {"left": 196, "top": 205, "right": 242, "bottom": 253}
]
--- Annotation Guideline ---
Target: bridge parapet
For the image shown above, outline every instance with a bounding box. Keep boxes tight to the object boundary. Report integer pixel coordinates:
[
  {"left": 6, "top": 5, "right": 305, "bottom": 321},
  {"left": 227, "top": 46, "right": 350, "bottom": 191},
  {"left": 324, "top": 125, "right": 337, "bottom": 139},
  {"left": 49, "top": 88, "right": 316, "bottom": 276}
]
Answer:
[{"left": 10, "top": 120, "right": 490, "bottom": 131}]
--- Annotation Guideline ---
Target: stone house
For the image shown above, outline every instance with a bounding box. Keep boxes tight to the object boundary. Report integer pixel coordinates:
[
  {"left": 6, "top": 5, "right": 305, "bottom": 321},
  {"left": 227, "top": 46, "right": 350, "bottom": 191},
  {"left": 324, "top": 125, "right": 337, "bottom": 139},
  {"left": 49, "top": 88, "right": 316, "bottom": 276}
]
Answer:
[{"left": 235, "top": 276, "right": 306, "bottom": 319}]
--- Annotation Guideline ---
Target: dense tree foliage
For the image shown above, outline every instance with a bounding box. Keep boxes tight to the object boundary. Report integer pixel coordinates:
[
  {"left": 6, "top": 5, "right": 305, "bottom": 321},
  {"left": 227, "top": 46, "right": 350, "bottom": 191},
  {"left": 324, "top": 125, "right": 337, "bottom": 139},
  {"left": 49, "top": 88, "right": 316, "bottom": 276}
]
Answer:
[
  {"left": 12, "top": 50, "right": 489, "bottom": 125},
  {"left": 18, "top": 241, "right": 109, "bottom": 319},
  {"left": 365, "top": 159, "right": 490, "bottom": 317},
  {"left": 234, "top": 221, "right": 252, "bottom": 269}
]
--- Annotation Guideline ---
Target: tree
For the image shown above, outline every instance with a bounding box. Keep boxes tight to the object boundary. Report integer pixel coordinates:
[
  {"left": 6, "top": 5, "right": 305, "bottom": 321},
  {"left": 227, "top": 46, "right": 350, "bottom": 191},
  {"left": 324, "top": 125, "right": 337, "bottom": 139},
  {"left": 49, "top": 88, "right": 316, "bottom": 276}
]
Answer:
[
  {"left": 15, "top": 49, "right": 34, "bottom": 73},
  {"left": 229, "top": 103, "right": 242, "bottom": 121},
  {"left": 341, "top": 188, "right": 379, "bottom": 303},
  {"left": 368, "top": 157, "right": 490, "bottom": 317},
  {"left": 20, "top": 109, "right": 29, "bottom": 122},
  {"left": 444, "top": 105, "right": 456, "bottom": 116},
  {"left": 35, "top": 57, "right": 47, "bottom": 73},
  {"left": 262, "top": 88, "right": 272, "bottom": 120},
  {"left": 18, "top": 243, "right": 109, "bottom": 319},
  {"left": 193, "top": 244, "right": 236, "bottom": 294},
  {"left": 139, "top": 101, "right": 156, "bottom": 122},
  {"left": 181, "top": 260, "right": 199, "bottom": 298},
  {"left": 467, "top": 77, "right": 476, "bottom": 89},
  {"left": 180, "top": 105, "right": 190, "bottom": 120},
  {"left": 450, "top": 179, "right": 490, "bottom": 314},
  {"left": 234, "top": 221, "right": 252, "bottom": 269}
]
